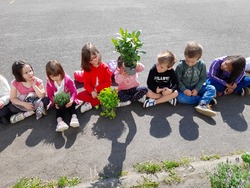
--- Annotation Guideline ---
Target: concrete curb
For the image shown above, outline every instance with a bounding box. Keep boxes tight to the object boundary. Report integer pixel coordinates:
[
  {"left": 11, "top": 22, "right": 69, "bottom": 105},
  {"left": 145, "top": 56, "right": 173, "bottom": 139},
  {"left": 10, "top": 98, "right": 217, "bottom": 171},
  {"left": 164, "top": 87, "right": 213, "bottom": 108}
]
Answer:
[{"left": 73, "top": 154, "right": 242, "bottom": 188}]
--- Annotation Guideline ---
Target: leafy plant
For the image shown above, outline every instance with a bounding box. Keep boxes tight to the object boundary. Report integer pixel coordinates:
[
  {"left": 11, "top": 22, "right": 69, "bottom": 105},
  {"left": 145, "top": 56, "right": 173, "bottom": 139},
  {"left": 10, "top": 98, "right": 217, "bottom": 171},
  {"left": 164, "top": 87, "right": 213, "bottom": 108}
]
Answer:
[
  {"left": 54, "top": 92, "right": 70, "bottom": 108},
  {"left": 112, "top": 28, "right": 146, "bottom": 69},
  {"left": 98, "top": 87, "right": 119, "bottom": 119},
  {"left": 242, "top": 152, "right": 250, "bottom": 165},
  {"left": 209, "top": 161, "right": 250, "bottom": 188}
]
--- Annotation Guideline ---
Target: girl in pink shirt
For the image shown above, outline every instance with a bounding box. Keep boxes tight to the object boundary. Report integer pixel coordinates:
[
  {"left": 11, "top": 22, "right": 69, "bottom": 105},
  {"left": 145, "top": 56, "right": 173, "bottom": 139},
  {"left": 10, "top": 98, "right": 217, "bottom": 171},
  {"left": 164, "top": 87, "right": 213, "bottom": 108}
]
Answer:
[
  {"left": 9, "top": 60, "right": 50, "bottom": 124},
  {"left": 114, "top": 56, "right": 148, "bottom": 107},
  {"left": 46, "top": 60, "right": 80, "bottom": 132}
]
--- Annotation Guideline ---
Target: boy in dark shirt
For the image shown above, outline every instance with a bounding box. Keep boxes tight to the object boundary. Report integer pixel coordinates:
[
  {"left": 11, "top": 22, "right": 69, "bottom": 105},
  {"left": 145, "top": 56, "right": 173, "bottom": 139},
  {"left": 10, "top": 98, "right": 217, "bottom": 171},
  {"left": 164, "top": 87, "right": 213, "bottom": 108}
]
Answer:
[
  {"left": 175, "top": 42, "right": 216, "bottom": 117},
  {"left": 143, "top": 50, "right": 178, "bottom": 108}
]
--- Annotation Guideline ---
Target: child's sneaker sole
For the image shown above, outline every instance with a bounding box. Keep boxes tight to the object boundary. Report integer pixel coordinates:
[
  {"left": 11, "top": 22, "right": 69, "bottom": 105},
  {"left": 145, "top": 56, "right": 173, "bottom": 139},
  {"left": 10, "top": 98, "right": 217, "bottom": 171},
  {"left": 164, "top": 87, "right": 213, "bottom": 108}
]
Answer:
[
  {"left": 56, "top": 124, "right": 69, "bottom": 132},
  {"left": 195, "top": 106, "right": 216, "bottom": 117}
]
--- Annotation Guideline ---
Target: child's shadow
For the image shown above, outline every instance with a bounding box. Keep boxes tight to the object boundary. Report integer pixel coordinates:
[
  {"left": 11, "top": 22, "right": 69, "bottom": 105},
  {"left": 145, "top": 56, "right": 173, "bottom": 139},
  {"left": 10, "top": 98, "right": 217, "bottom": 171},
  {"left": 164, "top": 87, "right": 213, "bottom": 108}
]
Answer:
[
  {"left": 133, "top": 103, "right": 172, "bottom": 138},
  {"left": 0, "top": 121, "right": 34, "bottom": 152},
  {"left": 25, "top": 108, "right": 91, "bottom": 149},
  {"left": 91, "top": 107, "right": 136, "bottom": 178},
  {"left": 175, "top": 104, "right": 216, "bottom": 141},
  {"left": 217, "top": 95, "right": 249, "bottom": 132}
]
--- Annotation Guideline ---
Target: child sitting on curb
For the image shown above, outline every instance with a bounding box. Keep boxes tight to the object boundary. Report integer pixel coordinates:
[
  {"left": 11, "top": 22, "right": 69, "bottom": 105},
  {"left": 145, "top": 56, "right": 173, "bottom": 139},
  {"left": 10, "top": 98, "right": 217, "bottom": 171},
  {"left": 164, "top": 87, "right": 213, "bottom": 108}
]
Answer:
[
  {"left": 143, "top": 50, "right": 178, "bottom": 108},
  {"left": 114, "top": 56, "right": 148, "bottom": 107},
  {"left": 175, "top": 42, "right": 217, "bottom": 117}
]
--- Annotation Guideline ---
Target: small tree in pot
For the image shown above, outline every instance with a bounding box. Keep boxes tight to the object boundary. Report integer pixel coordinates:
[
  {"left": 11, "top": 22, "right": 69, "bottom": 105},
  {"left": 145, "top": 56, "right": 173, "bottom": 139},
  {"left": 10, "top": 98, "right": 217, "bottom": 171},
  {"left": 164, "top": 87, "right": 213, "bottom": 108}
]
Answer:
[{"left": 112, "top": 28, "right": 146, "bottom": 75}]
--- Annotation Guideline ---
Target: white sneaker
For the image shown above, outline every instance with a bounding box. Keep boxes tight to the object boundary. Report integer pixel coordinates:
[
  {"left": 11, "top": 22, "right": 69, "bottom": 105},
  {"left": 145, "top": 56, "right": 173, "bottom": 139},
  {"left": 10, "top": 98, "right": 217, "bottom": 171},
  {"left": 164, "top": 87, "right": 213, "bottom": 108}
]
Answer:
[
  {"left": 118, "top": 101, "right": 131, "bottom": 107},
  {"left": 195, "top": 104, "right": 216, "bottom": 117},
  {"left": 80, "top": 102, "right": 92, "bottom": 113},
  {"left": 10, "top": 112, "right": 25, "bottom": 124},
  {"left": 70, "top": 116, "right": 80, "bottom": 128},
  {"left": 56, "top": 121, "right": 69, "bottom": 132}
]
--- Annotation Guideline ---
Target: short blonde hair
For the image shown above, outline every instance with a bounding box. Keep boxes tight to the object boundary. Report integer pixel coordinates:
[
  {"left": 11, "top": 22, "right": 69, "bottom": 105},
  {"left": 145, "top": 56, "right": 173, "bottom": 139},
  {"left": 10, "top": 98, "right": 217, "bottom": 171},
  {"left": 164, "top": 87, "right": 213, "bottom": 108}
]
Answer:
[{"left": 157, "top": 50, "right": 176, "bottom": 67}]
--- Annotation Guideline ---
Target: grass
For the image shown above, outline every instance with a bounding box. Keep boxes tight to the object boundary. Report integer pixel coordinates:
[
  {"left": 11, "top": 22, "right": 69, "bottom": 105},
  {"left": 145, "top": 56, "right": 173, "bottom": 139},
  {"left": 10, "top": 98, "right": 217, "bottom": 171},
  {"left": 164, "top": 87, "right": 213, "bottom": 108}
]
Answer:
[
  {"left": 134, "top": 161, "right": 162, "bottom": 174},
  {"left": 132, "top": 177, "right": 159, "bottom": 188},
  {"left": 162, "top": 157, "right": 190, "bottom": 171},
  {"left": 133, "top": 158, "right": 189, "bottom": 187},
  {"left": 163, "top": 170, "right": 182, "bottom": 185},
  {"left": 13, "top": 176, "right": 81, "bottom": 188},
  {"left": 134, "top": 158, "right": 191, "bottom": 174},
  {"left": 57, "top": 176, "right": 81, "bottom": 187},
  {"left": 200, "top": 153, "right": 220, "bottom": 161}
]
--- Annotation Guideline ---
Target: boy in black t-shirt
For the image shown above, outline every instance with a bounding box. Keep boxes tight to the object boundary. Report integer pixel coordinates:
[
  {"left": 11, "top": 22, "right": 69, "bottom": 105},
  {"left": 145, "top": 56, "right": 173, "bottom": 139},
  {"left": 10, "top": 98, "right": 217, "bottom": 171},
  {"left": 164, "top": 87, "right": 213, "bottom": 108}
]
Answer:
[{"left": 143, "top": 50, "right": 178, "bottom": 108}]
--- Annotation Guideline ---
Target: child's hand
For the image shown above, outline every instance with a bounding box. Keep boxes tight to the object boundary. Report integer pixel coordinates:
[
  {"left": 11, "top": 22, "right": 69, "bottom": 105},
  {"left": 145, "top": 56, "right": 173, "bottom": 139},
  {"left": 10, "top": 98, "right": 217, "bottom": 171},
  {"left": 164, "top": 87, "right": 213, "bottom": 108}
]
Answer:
[
  {"left": 162, "top": 88, "right": 172, "bottom": 95},
  {"left": 191, "top": 89, "right": 198, "bottom": 96},
  {"left": 231, "top": 83, "right": 237, "bottom": 89},
  {"left": 31, "top": 77, "right": 37, "bottom": 87},
  {"left": 184, "top": 89, "right": 192, "bottom": 96},
  {"left": 24, "top": 102, "right": 34, "bottom": 111},
  {"left": 156, "top": 87, "right": 164, "bottom": 94},
  {"left": 224, "top": 88, "right": 233, "bottom": 95},
  {"left": 91, "top": 91, "right": 98, "bottom": 99},
  {"left": 65, "top": 99, "right": 73, "bottom": 108},
  {"left": 122, "top": 70, "right": 129, "bottom": 77},
  {"left": 0, "top": 101, "right": 4, "bottom": 109},
  {"left": 55, "top": 104, "right": 59, "bottom": 109}
]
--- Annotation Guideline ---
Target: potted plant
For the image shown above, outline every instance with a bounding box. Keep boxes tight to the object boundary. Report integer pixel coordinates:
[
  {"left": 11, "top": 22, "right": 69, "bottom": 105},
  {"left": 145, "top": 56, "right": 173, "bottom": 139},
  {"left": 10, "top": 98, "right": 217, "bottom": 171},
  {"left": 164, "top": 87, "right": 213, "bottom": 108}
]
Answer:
[
  {"left": 97, "top": 87, "right": 119, "bottom": 119},
  {"left": 54, "top": 92, "right": 70, "bottom": 109},
  {"left": 111, "top": 28, "right": 146, "bottom": 75}
]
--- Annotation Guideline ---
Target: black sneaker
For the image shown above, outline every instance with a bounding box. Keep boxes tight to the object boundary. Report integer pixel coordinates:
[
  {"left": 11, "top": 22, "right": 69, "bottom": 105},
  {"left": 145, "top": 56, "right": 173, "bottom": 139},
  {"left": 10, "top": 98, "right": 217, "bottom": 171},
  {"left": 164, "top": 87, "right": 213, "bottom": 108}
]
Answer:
[
  {"left": 169, "top": 98, "right": 177, "bottom": 106},
  {"left": 143, "top": 99, "right": 156, "bottom": 108},
  {"left": 195, "top": 104, "right": 216, "bottom": 117}
]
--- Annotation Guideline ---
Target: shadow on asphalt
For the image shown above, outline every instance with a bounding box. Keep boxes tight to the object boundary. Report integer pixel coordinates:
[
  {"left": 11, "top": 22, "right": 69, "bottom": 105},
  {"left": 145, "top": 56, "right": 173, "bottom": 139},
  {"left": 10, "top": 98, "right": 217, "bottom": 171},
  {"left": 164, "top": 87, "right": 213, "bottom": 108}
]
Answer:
[
  {"left": 92, "top": 108, "right": 136, "bottom": 178},
  {"left": 0, "top": 94, "right": 249, "bottom": 179}
]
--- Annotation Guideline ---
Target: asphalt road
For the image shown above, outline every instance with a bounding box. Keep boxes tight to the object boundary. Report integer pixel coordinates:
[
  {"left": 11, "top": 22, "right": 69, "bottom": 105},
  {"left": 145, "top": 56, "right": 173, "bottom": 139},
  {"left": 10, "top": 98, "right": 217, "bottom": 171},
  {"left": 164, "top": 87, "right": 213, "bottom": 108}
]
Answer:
[{"left": 1, "top": 0, "right": 250, "bottom": 187}]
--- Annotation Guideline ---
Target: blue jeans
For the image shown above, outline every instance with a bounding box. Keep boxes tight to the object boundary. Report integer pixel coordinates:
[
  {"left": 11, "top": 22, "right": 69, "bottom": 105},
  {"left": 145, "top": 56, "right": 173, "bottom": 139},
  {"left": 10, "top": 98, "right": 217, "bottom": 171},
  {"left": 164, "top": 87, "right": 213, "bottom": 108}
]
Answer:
[
  {"left": 177, "top": 84, "right": 216, "bottom": 105},
  {"left": 206, "top": 76, "right": 250, "bottom": 94}
]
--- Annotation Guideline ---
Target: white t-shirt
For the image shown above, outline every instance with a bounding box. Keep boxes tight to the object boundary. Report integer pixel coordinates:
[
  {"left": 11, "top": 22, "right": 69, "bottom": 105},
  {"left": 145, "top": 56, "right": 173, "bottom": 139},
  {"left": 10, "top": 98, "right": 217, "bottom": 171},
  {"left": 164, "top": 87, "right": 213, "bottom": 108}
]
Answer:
[{"left": 54, "top": 78, "right": 65, "bottom": 95}]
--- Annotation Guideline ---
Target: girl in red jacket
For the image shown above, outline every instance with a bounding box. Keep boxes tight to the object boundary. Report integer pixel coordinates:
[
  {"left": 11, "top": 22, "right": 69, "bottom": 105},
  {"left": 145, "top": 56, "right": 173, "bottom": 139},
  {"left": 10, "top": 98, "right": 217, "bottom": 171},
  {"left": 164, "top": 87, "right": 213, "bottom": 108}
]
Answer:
[{"left": 77, "top": 43, "right": 112, "bottom": 113}]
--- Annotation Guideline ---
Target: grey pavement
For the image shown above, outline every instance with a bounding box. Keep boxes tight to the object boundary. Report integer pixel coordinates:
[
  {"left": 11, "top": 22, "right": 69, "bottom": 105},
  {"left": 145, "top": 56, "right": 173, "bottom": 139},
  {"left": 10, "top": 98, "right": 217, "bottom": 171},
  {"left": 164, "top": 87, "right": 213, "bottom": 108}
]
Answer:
[{"left": 1, "top": 0, "right": 250, "bottom": 187}]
